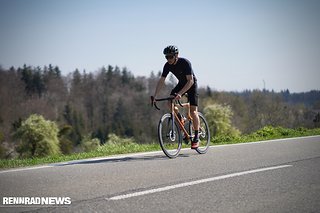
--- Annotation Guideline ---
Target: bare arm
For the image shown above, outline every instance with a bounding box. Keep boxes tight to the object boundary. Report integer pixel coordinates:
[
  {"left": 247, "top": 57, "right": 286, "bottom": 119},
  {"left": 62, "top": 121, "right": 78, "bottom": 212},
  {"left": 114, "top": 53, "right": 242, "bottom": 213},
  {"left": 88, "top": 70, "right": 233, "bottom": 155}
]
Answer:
[{"left": 153, "top": 76, "right": 166, "bottom": 98}]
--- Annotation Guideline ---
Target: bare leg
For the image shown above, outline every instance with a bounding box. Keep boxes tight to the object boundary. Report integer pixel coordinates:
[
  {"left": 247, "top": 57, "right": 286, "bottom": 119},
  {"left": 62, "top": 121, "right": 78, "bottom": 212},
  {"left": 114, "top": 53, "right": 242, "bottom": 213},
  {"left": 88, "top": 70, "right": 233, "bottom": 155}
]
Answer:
[{"left": 190, "top": 105, "right": 199, "bottom": 132}]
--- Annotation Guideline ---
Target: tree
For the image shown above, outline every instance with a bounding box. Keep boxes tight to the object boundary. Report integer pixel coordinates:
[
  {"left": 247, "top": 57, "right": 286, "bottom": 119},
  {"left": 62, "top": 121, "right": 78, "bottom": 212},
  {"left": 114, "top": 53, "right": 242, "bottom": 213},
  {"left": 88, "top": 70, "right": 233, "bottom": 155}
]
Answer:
[
  {"left": 19, "top": 65, "right": 45, "bottom": 97},
  {"left": 15, "top": 114, "right": 60, "bottom": 158},
  {"left": 1, "top": 63, "right": 319, "bottom": 159},
  {"left": 63, "top": 104, "right": 84, "bottom": 145},
  {"left": 112, "top": 98, "right": 132, "bottom": 136}
]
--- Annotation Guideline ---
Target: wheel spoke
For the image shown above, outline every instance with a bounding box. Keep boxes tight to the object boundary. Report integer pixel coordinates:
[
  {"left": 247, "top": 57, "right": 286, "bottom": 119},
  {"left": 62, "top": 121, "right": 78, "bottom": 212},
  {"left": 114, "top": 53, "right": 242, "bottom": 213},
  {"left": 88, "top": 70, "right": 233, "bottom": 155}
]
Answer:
[{"left": 158, "top": 113, "right": 182, "bottom": 158}]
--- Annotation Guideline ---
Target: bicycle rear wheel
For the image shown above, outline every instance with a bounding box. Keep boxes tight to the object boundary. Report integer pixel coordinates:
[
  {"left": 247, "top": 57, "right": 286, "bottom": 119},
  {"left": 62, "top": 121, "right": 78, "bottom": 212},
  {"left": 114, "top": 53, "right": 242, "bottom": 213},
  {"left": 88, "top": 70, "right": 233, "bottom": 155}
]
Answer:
[
  {"left": 158, "top": 113, "right": 182, "bottom": 158},
  {"left": 189, "top": 112, "right": 210, "bottom": 154}
]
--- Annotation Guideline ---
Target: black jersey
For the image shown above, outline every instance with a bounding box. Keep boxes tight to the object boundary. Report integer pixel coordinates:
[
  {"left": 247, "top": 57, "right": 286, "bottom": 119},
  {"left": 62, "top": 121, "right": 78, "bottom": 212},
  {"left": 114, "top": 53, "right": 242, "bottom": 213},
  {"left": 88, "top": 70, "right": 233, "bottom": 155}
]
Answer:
[{"left": 162, "top": 57, "right": 197, "bottom": 86}]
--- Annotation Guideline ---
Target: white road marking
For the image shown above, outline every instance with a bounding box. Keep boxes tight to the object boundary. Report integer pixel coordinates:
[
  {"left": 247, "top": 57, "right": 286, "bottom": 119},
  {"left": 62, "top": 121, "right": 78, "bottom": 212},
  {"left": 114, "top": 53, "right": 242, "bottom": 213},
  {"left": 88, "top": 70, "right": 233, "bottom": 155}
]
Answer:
[{"left": 107, "top": 164, "right": 292, "bottom": 201}]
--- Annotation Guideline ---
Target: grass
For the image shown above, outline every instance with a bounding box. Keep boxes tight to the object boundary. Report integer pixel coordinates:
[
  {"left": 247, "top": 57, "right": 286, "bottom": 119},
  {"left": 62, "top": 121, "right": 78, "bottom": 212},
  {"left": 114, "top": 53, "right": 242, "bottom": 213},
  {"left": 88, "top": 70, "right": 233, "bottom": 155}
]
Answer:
[
  {"left": 1, "top": 126, "right": 320, "bottom": 169},
  {"left": 0, "top": 142, "right": 160, "bottom": 169},
  {"left": 211, "top": 126, "right": 320, "bottom": 145}
]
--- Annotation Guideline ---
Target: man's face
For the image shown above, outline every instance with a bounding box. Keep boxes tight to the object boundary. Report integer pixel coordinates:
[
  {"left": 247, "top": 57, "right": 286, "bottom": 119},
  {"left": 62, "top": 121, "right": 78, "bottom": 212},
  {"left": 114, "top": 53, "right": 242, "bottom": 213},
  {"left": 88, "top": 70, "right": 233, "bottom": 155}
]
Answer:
[{"left": 165, "top": 54, "right": 176, "bottom": 65}]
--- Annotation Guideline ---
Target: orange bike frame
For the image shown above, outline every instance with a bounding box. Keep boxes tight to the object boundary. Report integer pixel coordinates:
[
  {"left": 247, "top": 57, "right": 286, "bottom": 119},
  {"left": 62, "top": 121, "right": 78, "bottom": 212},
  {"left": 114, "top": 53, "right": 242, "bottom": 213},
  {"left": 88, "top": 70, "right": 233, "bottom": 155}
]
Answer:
[{"left": 171, "top": 101, "right": 192, "bottom": 140}]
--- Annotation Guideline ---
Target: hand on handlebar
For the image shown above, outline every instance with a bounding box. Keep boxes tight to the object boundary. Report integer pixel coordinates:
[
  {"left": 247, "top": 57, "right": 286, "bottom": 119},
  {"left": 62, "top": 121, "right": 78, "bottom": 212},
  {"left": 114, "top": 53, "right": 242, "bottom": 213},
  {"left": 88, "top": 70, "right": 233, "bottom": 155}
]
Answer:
[
  {"left": 150, "top": 95, "right": 184, "bottom": 110},
  {"left": 174, "top": 93, "right": 182, "bottom": 101},
  {"left": 150, "top": 96, "right": 161, "bottom": 110}
]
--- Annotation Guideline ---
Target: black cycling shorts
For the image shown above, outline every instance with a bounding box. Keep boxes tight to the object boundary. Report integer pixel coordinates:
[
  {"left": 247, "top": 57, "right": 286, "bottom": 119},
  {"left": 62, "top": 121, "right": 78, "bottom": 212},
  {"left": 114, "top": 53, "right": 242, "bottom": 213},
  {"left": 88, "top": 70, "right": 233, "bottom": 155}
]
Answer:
[{"left": 170, "top": 82, "right": 199, "bottom": 106}]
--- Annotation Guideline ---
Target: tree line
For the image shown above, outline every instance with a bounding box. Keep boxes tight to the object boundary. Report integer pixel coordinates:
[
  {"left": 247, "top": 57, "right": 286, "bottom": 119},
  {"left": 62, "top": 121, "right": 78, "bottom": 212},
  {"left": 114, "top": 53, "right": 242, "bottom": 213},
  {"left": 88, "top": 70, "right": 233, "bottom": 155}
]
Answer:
[{"left": 0, "top": 64, "right": 319, "bottom": 158}]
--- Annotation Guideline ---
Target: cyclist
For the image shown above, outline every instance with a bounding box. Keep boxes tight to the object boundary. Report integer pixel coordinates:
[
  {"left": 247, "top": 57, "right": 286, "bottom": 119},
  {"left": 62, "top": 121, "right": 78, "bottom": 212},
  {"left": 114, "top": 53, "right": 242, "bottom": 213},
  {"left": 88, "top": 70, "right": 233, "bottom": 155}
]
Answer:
[{"left": 152, "top": 45, "right": 200, "bottom": 149}]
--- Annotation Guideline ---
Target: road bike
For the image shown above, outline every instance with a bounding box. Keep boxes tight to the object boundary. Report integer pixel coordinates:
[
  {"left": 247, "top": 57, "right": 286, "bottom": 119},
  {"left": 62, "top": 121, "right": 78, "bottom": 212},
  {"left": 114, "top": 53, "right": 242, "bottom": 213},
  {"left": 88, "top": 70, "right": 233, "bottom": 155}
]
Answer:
[{"left": 151, "top": 96, "right": 210, "bottom": 158}]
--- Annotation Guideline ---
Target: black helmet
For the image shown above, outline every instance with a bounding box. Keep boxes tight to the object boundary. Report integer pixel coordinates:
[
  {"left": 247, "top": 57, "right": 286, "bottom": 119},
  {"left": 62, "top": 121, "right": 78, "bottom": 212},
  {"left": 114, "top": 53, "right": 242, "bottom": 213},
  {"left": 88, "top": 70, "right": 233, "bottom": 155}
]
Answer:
[{"left": 163, "top": 45, "right": 179, "bottom": 55}]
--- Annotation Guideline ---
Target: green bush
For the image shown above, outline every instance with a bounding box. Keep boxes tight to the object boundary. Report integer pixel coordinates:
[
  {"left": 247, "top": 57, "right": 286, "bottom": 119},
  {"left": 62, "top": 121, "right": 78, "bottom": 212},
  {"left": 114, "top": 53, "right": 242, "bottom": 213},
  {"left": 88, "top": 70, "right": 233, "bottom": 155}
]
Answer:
[
  {"left": 254, "top": 126, "right": 277, "bottom": 137},
  {"left": 15, "top": 114, "right": 61, "bottom": 158},
  {"left": 95, "top": 134, "right": 141, "bottom": 155},
  {"left": 203, "top": 104, "right": 240, "bottom": 137},
  {"left": 81, "top": 136, "right": 100, "bottom": 152},
  {"left": 58, "top": 125, "right": 74, "bottom": 154},
  {"left": 212, "top": 126, "right": 320, "bottom": 144},
  {"left": 252, "top": 126, "right": 296, "bottom": 138},
  {"left": 59, "top": 138, "right": 73, "bottom": 154},
  {"left": 106, "top": 133, "right": 136, "bottom": 145}
]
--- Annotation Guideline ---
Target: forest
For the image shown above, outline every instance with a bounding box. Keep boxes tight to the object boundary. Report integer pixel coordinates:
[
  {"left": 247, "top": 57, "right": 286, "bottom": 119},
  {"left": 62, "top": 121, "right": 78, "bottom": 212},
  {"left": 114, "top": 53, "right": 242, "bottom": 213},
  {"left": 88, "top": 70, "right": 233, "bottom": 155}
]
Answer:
[{"left": 0, "top": 64, "right": 319, "bottom": 158}]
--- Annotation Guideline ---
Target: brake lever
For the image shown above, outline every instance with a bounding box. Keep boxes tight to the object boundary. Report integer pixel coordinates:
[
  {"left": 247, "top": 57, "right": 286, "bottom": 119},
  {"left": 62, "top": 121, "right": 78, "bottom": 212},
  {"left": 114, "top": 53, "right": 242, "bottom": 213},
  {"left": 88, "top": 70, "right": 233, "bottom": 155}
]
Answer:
[
  {"left": 154, "top": 102, "right": 160, "bottom": 110},
  {"left": 174, "top": 93, "right": 184, "bottom": 108}
]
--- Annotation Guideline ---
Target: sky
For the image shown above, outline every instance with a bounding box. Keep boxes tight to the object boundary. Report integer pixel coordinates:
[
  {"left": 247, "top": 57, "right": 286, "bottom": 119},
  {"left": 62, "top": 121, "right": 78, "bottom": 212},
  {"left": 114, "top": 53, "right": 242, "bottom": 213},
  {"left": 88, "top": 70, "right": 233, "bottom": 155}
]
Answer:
[{"left": 0, "top": 0, "right": 320, "bottom": 92}]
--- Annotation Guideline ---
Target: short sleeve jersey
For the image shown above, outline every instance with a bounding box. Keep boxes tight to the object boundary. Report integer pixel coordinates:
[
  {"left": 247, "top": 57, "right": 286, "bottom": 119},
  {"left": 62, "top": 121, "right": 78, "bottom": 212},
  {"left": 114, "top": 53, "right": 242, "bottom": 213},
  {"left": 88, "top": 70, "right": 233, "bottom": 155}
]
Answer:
[{"left": 162, "top": 58, "right": 197, "bottom": 85}]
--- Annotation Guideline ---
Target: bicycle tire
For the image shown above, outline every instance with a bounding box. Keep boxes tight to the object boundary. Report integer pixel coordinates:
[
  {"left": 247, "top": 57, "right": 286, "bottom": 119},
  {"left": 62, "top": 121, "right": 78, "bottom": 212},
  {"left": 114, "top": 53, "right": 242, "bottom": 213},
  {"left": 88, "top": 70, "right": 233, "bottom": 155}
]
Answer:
[
  {"left": 158, "top": 113, "right": 182, "bottom": 158},
  {"left": 188, "top": 112, "right": 211, "bottom": 154}
]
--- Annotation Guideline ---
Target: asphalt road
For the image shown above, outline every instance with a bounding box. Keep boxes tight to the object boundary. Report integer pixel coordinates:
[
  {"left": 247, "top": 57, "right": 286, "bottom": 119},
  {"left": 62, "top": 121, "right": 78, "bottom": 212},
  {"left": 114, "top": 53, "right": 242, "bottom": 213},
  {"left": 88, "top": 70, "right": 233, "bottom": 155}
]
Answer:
[{"left": 1, "top": 136, "right": 320, "bottom": 213}]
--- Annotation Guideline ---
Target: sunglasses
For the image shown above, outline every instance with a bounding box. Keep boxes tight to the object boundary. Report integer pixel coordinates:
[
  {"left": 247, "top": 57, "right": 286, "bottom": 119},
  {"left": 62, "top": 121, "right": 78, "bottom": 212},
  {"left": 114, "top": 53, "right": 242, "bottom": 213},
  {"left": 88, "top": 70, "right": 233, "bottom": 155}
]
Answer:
[{"left": 165, "top": 55, "right": 175, "bottom": 60}]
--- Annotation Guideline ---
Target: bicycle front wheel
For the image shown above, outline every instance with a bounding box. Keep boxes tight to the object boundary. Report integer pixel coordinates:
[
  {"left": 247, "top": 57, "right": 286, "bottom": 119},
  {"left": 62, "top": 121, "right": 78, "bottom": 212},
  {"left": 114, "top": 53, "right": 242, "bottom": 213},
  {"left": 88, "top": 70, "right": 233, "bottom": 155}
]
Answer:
[{"left": 158, "top": 113, "right": 182, "bottom": 158}]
